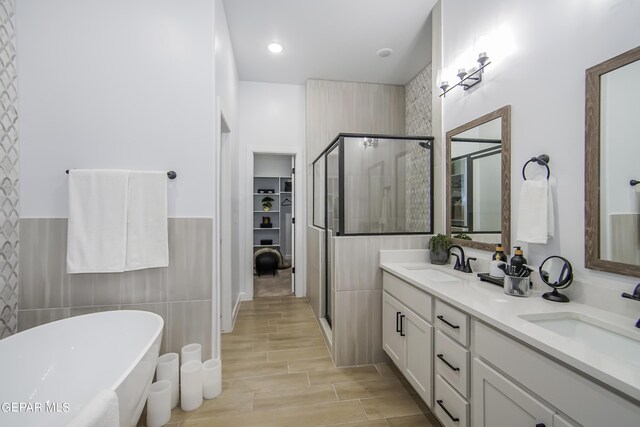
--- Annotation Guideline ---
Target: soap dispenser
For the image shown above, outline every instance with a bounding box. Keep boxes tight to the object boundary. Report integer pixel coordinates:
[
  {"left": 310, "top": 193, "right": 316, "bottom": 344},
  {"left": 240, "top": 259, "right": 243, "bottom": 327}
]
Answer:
[
  {"left": 511, "top": 246, "right": 527, "bottom": 271},
  {"left": 492, "top": 244, "right": 507, "bottom": 262}
]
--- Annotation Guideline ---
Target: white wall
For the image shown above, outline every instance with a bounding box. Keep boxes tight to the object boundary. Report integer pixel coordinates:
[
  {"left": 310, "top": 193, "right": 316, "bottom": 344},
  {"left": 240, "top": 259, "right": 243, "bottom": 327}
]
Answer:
[
  {"left": 439, "top": 0, "right": 640, "bottom": 316},
  {"left": 17, "top": 0, "right": 216, "bottom": 218},
  {"left": 254, "top": 154, "right": 293, "bottom": 177},
  {"left": 238, "top": 81, "right": 306, "bottom": 298}
]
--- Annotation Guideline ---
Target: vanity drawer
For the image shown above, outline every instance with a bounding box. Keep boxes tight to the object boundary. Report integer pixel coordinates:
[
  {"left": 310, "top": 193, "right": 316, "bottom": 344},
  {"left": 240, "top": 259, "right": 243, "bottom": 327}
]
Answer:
[
  {"left": 434, "top": 374, "right": 469, "bottom": 427},
  {"left": 434, "top": 300, "right": 469, "bottom": 346},
  {"left": 383, "top": 272, "right": 433, "bottom": 322},
  {"left": 435, "top": 330, "right": 469, "bottom": 397}
]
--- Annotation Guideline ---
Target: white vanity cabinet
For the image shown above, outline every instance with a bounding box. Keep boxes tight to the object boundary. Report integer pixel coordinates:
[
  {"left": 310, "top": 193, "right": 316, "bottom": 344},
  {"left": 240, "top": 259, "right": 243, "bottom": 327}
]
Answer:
[
  {"left": 382, "top": 274, "right": 433, "bottom": 407},
  {"left": 381, "top": 270, "right": 640, "bottom": 427}
]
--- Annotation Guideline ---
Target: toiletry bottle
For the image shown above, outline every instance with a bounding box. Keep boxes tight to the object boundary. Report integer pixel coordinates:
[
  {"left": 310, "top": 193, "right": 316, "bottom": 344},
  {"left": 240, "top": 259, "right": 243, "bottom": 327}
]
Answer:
[
  {"left": 492, "top": 244, "right": 507, "bottom": 262},
  {"left": 511, "top": 246, "right": 527, "bottom": 271}
]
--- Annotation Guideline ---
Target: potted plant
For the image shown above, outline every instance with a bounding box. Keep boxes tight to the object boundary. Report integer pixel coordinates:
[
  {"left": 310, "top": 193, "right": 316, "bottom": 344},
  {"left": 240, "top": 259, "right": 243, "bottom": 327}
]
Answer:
[
  {"left": 429, "top": 234, "right": 451, "bottom": 265},
  {"left": 261, "top": 196, "right": 274, "bottom": 211}
]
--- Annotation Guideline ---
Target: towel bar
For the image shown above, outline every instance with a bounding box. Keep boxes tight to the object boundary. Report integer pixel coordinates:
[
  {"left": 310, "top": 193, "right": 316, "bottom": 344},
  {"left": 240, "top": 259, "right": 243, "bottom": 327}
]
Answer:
[
  {"left": 66, "top": 170, "right": 177, "bottom": 180},
  {"left": 522, "top": 154, "right": 550, "bottom": 180}
]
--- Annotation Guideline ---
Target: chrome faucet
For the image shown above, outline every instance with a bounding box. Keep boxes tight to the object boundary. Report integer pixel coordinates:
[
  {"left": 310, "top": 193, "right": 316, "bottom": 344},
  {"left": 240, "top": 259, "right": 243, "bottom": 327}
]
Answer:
[{"left": 621, "top": 283, "right": 640, "bottom": 328}]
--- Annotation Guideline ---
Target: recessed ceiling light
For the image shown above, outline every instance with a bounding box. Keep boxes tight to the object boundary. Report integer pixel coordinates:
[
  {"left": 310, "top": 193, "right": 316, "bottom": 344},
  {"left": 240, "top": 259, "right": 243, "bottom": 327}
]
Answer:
[
  {"left": 268, "top": 42, "right": 284, "bottom": 54},
  {"left": 377, "top": 48, "right": 394, "bottom": 58}
]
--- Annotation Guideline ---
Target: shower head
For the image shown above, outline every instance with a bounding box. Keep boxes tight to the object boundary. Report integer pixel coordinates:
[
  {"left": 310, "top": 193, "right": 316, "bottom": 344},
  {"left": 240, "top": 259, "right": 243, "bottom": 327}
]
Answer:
[{"left": 418, "top": 141, "right": 431, "bottom": 149}]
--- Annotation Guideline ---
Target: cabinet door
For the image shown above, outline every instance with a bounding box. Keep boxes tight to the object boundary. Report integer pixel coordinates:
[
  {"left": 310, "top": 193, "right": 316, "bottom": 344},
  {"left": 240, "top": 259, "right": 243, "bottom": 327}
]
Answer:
[
  {"left": 404, "top": 308, "right": 433, "bottom": 407},
  {"left": 472, "top": 358, "right": 554, "bottom": 427},
  {"left": 382, "top": 292, "right": 405, "bottom": 368}
]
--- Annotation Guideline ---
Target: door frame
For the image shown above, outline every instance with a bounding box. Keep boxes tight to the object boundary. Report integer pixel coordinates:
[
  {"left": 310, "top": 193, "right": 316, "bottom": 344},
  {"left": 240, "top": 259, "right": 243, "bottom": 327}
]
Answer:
[{"left": 244, "top": 146, "right": 306, "bottom": 301}]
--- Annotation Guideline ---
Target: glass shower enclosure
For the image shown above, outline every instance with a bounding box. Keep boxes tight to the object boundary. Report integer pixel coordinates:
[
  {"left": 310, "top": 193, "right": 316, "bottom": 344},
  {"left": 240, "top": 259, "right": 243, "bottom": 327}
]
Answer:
[{"left": 313, "top": 133, "right": 435, "bottom": 326}]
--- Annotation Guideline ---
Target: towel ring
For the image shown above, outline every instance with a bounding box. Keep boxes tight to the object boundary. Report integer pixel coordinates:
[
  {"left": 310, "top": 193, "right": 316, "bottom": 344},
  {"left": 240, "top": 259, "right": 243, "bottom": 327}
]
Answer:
[{"left": 522, "top": 154, "right": 550, "bottom": 180}]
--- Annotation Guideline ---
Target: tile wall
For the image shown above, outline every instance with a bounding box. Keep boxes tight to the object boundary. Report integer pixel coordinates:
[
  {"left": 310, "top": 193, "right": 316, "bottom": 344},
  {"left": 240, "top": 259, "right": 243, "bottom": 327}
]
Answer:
[
  {"left": 0, "top": 0, "right": 19, "bottom": 339},
  {"left": 17, "top": 218, "right": 213, "bottom": 358}
]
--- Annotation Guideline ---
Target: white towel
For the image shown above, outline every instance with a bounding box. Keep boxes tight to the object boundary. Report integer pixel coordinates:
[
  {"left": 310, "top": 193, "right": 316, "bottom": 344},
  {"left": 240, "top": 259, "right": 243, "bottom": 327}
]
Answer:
[
  {"left": 67, "top": 170, "right": 129, "bottom": 273},
  {"left": 516, "top": 180, "right": 555, "bottom": 244},
  {"left": 125, "top": 171, "right": 169, "bottom": 271},
  {"left": 66, "top": 389, "right": 120, "bottom": 427}
]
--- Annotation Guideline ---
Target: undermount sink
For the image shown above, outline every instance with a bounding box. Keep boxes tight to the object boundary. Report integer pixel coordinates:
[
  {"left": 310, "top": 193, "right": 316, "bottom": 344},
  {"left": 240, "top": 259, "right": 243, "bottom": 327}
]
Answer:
[
  {"left": 520, "top": 313, "right": 640, "bottom": 366},
  {"left": 401, "top": 265, "right": 459, "bottom": 282}
]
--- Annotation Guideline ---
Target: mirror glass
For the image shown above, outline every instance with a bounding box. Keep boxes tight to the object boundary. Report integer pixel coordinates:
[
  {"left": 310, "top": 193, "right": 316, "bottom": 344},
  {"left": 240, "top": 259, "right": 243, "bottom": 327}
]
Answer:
[
  {"left": 450, "top": 118, "right": 502, "bottom": 240},
  {"left": 599, "top": 58, "right": 640, "bottom": 266},
  {"left": 539, "top": 256, "right": 573, "bottom": 288},
  {"left": 586, "top": 47, "right": 640, "bottom": 277},
  {"left": 446, "top": 106, "right": 510, "bottom": 253}
]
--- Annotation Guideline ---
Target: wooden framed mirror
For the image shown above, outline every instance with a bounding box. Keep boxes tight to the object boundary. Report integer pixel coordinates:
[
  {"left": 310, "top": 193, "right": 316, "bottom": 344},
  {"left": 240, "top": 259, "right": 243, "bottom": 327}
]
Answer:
[
  {"left": 585, "top": 46, "right": 640, "bottom": 277},
  {"left": 446, "top": 105, "right": 511, "bottom": 253}
]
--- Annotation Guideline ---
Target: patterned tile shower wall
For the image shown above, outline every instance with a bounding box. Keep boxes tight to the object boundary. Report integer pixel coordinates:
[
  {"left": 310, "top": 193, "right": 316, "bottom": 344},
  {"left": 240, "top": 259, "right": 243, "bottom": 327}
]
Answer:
[
  {"left": 405, "top": 64, "right": 433, "bottom": 232},
  {"left": 0, "top": 0, "right": 18, "bottom": 339}
]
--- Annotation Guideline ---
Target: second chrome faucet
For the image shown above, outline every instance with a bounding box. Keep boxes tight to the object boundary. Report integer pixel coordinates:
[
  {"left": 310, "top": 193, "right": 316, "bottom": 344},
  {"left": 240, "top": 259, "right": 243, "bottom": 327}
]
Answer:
[{"left": 448, "top": 245, "right": 476, "bottom": 273}]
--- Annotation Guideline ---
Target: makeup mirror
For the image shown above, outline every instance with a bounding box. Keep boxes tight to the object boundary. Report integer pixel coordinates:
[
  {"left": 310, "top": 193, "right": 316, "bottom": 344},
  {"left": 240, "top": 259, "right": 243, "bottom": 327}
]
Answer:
[
  {"left": 446, "top": 106, "right": 511, "bottom": 252},
  {"left": 539, "top": 255, "right": 574, "bottom": 303},
  {"left": 585, "top": 46, "right": 640, "bottom": 277}
]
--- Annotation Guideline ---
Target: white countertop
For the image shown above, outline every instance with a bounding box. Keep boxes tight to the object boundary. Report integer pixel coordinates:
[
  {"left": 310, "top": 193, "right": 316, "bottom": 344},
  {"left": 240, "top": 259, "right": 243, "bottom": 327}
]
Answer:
[{"left": 379, "top": 250, "right": 640, "bottom": 403}]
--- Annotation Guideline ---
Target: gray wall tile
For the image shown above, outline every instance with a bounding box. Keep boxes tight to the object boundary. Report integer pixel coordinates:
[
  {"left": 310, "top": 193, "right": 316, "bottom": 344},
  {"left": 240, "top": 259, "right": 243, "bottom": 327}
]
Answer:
[
  {"left": 70, "top": 305, "right": 119, "bottom": 317},
  {"left": 17, "top": 308, "right": 70, "bottom": 332},
  {"left": 168, "top": 300, "right": 212, "bottom": 360},
  {"left": 167, "top": 219, "right": 213, "bottom": 302}
]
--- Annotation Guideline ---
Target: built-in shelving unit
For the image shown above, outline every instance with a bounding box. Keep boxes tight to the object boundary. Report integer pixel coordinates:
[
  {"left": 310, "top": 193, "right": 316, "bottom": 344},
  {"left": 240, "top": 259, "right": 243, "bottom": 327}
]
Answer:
[{"left": 253, "top": 176, "right": 293, "bottom": 252}]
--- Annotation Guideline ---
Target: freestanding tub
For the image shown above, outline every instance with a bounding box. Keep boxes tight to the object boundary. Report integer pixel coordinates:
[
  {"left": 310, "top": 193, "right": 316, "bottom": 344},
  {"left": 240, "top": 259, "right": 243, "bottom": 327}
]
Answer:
[{"left": 0, "top": 310, "right": 163, "bottom": 427}]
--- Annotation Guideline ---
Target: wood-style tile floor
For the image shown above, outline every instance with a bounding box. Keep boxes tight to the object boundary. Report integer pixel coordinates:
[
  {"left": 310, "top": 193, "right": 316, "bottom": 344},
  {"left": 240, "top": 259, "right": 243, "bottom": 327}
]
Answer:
[{"left": 166, "top": 296, "right": 441, "bottom": 427}]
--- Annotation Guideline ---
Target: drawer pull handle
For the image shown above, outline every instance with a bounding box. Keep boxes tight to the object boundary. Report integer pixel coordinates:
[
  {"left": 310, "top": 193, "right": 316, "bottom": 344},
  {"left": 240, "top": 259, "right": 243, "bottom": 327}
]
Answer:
[
  {"left": 437, "top": 315, "right": 460, "bottom": 329},
  {"left": 396, "top": 311, "right": 402, "bottom": 333},
  {"left": 399, "top": 314, "right": 406, "bottom": 336},
  {"left": 436, "top": 399, "right": 459, "bottom": 422},
  {"left": 437, "top": 353, "right": 460, "bottom": 371}
]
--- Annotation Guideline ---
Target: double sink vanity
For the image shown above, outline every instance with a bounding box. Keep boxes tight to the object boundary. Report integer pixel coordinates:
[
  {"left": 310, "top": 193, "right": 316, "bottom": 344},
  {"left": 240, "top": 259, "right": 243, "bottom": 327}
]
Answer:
[{"left": 380, "top": 250, "right": 640, "bottom": 427}]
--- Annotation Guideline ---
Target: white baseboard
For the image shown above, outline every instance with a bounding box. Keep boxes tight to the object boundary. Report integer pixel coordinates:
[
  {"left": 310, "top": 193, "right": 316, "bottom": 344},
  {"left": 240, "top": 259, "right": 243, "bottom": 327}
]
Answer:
[{"left": 231, "top": 292, "right": 244, "bottom": 331}]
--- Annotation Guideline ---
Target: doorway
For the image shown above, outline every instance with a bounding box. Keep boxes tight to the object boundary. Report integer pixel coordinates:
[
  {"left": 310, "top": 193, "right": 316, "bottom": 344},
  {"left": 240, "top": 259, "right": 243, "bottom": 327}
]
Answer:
[{"left": 252, "top": 154, "right": 295, "bottom": 297}]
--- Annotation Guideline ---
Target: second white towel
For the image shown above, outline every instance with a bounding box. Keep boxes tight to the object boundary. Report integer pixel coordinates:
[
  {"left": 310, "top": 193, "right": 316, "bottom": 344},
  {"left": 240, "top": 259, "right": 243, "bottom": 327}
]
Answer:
[
  {"left": 126, "top": 171, "right": 169, "bottom": 271},
  {"left": 516, "top": 180, "right": 555, "bottom": 244}
]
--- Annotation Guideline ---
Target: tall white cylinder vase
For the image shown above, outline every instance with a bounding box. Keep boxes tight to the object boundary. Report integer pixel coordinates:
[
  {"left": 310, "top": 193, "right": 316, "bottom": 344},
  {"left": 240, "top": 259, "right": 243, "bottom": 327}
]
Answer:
[
  {"left": 202, "top": 359, "right": 222, "bottom": 399},
  {"left": 147, "top": 380, "right": 171, "bottom": 427},
  {"left": 181, "top": 343, "right": 202, "bottom": 364},
  {"left": 180, "top": 361, "right": 203, "bottom": 411},
  {"left": 156, "top": 353, "right": 179, "bottom": 409}
]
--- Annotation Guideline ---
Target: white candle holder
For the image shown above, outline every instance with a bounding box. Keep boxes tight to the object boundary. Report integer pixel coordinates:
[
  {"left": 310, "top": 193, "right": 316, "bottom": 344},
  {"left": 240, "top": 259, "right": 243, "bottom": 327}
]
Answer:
[
  {"left": 181, "top": 343, "right": 202, "bottom": 364},
  {"left": 147, "top": 380, "right": 171, "bottom": 427},
  {"left": 156, "top": 353, "right": 179, "bottom": 409},
  {"left": 202, "top": 359, "right": 222, "bottom": 399},
  {"left": 180, "top": 360, "right": 203, "bottom": 411}
]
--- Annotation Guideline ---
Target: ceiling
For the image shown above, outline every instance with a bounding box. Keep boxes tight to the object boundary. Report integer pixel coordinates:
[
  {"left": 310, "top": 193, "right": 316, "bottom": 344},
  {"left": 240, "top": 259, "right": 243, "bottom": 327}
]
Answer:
[{"left": 222, "top": 0, "right": 436, "bottom": 86}]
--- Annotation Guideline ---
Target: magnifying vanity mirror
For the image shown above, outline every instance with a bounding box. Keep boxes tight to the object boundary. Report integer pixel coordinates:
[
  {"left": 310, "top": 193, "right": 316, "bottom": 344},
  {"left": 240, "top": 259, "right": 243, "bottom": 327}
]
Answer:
[
  {"left": 446, "top": 105, "right": 511, "bottom": 252},
  {"left": 539, "top": 255, "right": 574, "bottom": 303},
  {"left": 585, "top": 46, "right": 640, "bottom": 277}
]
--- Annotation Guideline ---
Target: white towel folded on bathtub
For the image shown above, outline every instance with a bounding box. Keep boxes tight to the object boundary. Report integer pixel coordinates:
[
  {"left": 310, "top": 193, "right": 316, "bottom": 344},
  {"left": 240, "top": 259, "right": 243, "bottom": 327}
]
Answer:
[
  {"left": 66, "top": 389, "right": 120, "bottom": 427},
  {"left": 125, "top": 171, "right": 169, "bottom": 271},
  {"left": 67, "top": 170, "right": 129, "bottom": 273}
]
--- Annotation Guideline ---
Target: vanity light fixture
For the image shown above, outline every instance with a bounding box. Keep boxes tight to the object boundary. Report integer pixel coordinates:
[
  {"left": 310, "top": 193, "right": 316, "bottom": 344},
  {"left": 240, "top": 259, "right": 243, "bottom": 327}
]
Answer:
[
  {"left": 362, "top": 137, "right": 378, "bottom": 149},
  {"left": 440, "top": 52, "right": 491, "bottom": 97},
  {"left": 268, "top": 42, "right": 284, "bottom": 54}
]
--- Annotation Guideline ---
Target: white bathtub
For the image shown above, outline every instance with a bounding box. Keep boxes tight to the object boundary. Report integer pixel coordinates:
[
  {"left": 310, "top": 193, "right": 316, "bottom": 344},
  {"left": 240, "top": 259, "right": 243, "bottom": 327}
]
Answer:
[{"left": 0, "top": 310, "right": 163, "bottom": 427}]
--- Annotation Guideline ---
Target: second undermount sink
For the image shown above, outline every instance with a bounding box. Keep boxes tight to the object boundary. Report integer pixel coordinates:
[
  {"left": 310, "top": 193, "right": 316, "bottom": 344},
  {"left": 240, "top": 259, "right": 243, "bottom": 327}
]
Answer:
[
  {"left": 401, "top": 265, "right": 459, "bottom": 282},
  {"left": 520, "top": 313, "right": 640, "bottom": 366}
]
